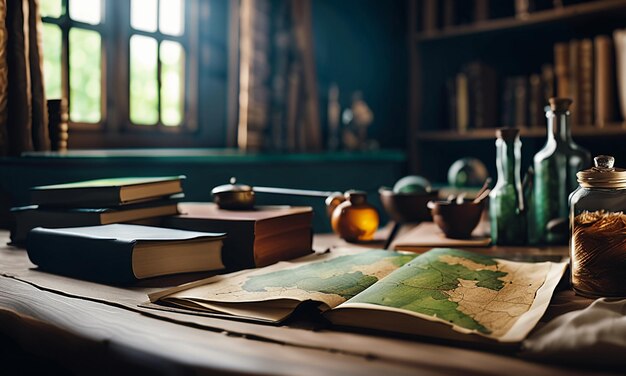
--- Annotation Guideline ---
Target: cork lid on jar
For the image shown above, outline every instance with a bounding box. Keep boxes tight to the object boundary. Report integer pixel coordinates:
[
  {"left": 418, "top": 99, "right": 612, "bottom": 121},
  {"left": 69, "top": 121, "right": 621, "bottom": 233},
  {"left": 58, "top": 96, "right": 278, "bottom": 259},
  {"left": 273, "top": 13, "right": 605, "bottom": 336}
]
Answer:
[{"left": 577, "top": 155, "right": 626, "bottom": 189}]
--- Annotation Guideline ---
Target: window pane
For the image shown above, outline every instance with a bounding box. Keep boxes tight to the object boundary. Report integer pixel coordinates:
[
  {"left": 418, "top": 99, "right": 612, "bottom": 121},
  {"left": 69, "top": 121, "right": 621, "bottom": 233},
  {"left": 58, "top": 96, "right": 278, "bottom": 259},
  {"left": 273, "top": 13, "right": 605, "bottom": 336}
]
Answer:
[
  {"left": 69, "top": 28, "right": 101, "bottom": 123},
  {"left": 159, "top": 0, "right": 184, "bottom": 36},
  {"left": 130, "top": 35, "right": 159, "bottom": 125},
  {"left": 131, "top": 0, "right": 157, "bottom": 32},
  {"left": 42, "top": 23, "right": 62, "bottom": 99},
  {"left": 160, "top": 41, "right": 184, "bottom": 126},
  {"left": 40, "top": 0, "right": 63, "bottom": 18},
  {"left": 69, "top": 0, "right": 102, "bottom": 25}
]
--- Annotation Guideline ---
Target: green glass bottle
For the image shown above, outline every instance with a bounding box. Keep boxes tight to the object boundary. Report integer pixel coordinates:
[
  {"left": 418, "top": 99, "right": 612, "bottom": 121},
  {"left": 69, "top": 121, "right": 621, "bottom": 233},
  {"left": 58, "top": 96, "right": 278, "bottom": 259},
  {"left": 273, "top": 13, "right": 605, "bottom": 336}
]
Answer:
[
  {"left": 489, "top": 128, "right": 527, "bottom": 245},
  {"left": 531, "top": 98, "right": 591, "bottom": 245}
]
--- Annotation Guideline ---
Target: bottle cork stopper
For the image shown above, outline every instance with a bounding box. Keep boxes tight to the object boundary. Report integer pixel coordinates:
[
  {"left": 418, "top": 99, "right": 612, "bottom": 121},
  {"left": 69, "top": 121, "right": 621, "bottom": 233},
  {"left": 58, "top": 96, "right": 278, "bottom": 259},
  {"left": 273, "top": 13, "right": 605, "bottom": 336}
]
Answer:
[{"left": 549, "top": 97, "right": 573, "bottom": 112}]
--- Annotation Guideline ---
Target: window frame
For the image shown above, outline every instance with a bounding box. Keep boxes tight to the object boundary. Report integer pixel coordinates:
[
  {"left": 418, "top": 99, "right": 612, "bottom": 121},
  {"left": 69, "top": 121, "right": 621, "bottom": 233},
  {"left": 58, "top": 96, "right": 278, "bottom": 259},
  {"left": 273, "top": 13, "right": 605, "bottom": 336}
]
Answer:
[{"left": 41, "top": 0, "right": 228, "bottom": 148}]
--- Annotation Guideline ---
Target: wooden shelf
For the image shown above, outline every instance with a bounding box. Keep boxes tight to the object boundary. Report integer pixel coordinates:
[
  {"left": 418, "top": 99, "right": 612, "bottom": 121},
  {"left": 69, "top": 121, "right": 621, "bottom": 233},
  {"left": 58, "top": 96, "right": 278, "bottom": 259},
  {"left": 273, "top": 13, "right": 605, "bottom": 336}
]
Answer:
[
  {"left": 415, "top": 0, "right": 626, "bottom": 43},
  {"left": 415, "top": 123, "right": 626, "bottom": 142}
]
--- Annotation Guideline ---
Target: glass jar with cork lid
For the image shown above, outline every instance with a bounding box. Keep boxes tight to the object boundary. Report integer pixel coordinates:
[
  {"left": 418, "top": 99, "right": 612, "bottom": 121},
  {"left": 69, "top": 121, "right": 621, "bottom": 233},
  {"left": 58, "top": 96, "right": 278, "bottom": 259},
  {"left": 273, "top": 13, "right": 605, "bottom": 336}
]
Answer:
[{"left": 569, "top": 155, "right": 626, "bottom": 298}]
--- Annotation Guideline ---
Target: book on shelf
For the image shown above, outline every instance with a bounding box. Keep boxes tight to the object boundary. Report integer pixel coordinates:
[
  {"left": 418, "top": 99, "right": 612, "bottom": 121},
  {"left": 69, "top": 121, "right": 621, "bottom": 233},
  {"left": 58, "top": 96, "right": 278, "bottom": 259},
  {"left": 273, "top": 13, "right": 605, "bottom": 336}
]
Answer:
[
  {"left": 569, "top": 39, "right": 581, "bottom": 126},
  {"left": 163, "top": 203, "right": 313, "bottom": 270},
  {"left": 529, "top": 74, "right": 545, "bottom": 127},
  {"left": 10, "top": 195, "right": 182, "bottom": 245},
  {"left": 26, "top": 224, "right": 225, "bottom": 284},
  {"left": 541, "top": 64, "right": 555, "bottom": 103},
  {"left": 554, "top": 42, "right": 570, "bottom": 98},
  {"left": 579, "top": 38, "right": 594, "bottom": 125},
  {"left": 501, "top": 77, "right": 515, "bottom": 126},
  {"left": 30, "top": 176, "right": 185, "bottom": 207},
  {"left": 513, "top": 76, "right": 528, "bottom": 127},
  {"left": 148, "top": 247, "right": 567, "bottom": 345},
  {"left": 456, "top": 72, "right": 469, "bottom": 132},
  {"left": 594, "top": 35, "right": 615, "bottom": 127},
  {"left": 464, "top": 62, "right": 497, "bottom": 129},
  {"left": 422, "top": 0, "right": 438, "bottom": 33}
]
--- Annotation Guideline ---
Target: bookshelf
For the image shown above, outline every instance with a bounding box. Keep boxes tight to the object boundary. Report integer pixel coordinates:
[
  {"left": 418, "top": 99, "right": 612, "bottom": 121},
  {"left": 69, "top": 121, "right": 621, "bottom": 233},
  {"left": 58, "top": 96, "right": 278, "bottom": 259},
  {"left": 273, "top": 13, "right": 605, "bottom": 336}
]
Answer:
[{"left": 408, "top": 0, "right": 626, "bottom": 180}]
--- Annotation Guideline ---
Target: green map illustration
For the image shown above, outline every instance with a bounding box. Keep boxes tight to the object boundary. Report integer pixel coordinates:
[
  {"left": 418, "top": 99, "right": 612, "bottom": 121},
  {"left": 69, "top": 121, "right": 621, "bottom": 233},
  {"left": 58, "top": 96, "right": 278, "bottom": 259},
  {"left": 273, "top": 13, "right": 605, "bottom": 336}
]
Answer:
[
  {"left": 243, "top": 250, "right": 416, "bottom": 300},
  {"left": 347, "top": 248, "right": 545, "bottom": 336}
]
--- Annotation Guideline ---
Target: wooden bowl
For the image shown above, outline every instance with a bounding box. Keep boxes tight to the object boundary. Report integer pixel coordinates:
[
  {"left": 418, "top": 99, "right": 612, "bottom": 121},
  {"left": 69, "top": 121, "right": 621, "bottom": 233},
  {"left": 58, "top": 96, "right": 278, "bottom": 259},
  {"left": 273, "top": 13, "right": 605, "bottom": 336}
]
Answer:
[
  {"left": 379, "top": 188, "right": 439, "bottom": 223},
  {"left": 427, "top": 199, "right": 484, "bottom": 239}
]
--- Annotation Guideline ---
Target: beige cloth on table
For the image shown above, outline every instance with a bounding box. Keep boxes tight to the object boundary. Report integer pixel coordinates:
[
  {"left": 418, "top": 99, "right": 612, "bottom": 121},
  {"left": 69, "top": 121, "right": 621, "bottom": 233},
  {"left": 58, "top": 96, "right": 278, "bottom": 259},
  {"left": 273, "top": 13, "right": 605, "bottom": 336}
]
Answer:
[{"left": 523, "top": 298, "right": 626, "bottom": 367}]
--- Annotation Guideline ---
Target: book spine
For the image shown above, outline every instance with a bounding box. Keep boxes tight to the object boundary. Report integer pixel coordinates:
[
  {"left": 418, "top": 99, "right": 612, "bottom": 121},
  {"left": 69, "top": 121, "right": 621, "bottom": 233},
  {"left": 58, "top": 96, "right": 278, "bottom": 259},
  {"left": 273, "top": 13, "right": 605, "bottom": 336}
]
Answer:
[
  {"left": 529, "top": 74, "right": 544, "bottom": 127},
  {"left": 30, "top": 187, "right": 123, "bottom": 208},
  {"left": 26, "top": 229, "right": 136, "bottom": 284},
  {"left": 594, "top": 35, "right": 615, "bottom": 127},
  {"left": 568, "top": 39, "right": 580, "bottom": 126},
  {"left": 443, "top": 0, "right": 455, "bottom": 28},
  {"left": 513, "top": 76, "right": 528, "bottom": 127},
  {"left": 423, "top": 0, "right": 437, "bottom": 33},
  {"left": 554, "top": 42, "right": 570, "bottom": 98},
  {"left": 614, "top": 29, "right": 626, "bottom": 121},
  {"left": 541, "top": 64, "right": 555, "bottom": 103},
  {"left": 579, "top": 38, "right": 594, "bottom": 125},
  {"left": 456, "top": 73, "right": 469, "bottom": 132},
  {"left": 446, "top": 77, "right": 457, "bottom": 130},
  {"left": 474, "top": 0, "right": 489, "bottom": 22},
  {"left": 163, "top": 217, "right": 257, "bottom": 270}
]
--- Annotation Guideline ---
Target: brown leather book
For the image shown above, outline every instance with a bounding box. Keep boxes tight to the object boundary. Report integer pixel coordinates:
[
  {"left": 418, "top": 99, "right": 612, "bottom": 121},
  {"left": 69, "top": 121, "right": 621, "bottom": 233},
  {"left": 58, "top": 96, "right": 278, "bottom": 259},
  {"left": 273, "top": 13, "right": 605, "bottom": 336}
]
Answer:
[
  {"left": 443, "top": 0, "right": 455, "bottom": 28},
  {"left": 541, "top": 64, "right": 555, "bottom": 103},
  {"left": 456, "top": 73, "right": 469, "bottom": 132},
  {"left": 464, "top": 62, "right": 497, "bottom": 128},
  {"left": 568, "top": 39, "right": 580, "bottom": 126},
  {"left": 579, "top": 38, "right": 594, "bottom": 125},
  {"left": 475, "top": 0, "right": 489, "bottom": 22},
  {"left": 165, "top": 203, "right": 313, "bottom": 270},
  {"left": 554, "top": 42, "right": 570, "bottom": 98},
  {"left": 423, "top": 0, "right": 438, "bottom": 33},
  {"left": 594, "top": 35, "right": 615, "bottom": 127}
]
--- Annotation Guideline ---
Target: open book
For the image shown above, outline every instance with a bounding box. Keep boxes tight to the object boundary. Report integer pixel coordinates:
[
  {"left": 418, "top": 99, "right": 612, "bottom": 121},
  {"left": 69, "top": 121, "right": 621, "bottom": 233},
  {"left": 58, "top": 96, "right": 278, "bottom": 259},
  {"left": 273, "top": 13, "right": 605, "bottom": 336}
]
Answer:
[{"left": 148, "top": 248, "right": 567, "bottom": 344}]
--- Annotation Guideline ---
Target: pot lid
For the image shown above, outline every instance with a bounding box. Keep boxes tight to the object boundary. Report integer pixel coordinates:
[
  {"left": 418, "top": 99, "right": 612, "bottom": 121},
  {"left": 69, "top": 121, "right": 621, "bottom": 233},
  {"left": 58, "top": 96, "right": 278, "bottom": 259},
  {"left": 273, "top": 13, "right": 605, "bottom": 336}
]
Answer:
[
  {"left": 211, "top": 177, "right": 252, "bottom": 195},
  {"left": 577, "top": 155, "right": 626, "bottom": 189}
]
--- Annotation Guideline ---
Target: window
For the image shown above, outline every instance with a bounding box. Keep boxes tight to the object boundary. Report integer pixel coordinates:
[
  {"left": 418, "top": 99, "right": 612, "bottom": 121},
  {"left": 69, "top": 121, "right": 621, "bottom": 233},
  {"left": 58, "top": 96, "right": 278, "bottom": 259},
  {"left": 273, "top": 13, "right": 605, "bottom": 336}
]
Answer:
[{"left": 40, "top": 0, "right": 227, "bottom": 147}]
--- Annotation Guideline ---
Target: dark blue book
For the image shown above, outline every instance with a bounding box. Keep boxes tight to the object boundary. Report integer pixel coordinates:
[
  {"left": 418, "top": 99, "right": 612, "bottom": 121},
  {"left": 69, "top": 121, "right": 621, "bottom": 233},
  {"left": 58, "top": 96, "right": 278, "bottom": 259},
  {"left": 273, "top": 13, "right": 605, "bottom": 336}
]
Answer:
[{"left": 27, "top": 224, "right": 225, "bottom": 284}]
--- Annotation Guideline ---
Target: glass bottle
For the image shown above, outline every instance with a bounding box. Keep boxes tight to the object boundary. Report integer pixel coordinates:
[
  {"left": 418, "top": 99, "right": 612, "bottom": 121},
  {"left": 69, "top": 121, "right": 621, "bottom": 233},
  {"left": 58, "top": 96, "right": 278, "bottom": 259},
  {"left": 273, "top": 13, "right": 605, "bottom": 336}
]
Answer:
[
  {"left": 331, "top": 190, "right": 379, "bottom": 242},
  {"left": 569, "top": 155, "right": 626, "bottom": 298},
  {"left": 531, "top": 98, "right": 591, "bottom": 245},
  {"left": 489, "top": 128, "right": 527, "bottom": 245}
]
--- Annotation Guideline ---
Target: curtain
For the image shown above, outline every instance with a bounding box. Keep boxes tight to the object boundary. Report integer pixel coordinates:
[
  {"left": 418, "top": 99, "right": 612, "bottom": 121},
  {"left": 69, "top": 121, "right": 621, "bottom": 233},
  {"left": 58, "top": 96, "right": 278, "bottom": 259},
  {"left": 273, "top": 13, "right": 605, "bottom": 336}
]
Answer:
[{"left": 0, "top": 0, "right": 49, "bottom": 157}]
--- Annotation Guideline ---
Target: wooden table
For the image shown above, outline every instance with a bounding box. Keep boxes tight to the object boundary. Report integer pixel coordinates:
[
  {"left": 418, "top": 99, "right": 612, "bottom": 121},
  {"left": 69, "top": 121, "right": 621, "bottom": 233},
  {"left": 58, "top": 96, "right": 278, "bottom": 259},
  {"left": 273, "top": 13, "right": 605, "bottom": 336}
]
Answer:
[{"left": 0, "top": 229, "right": 615, "bottom": 375}]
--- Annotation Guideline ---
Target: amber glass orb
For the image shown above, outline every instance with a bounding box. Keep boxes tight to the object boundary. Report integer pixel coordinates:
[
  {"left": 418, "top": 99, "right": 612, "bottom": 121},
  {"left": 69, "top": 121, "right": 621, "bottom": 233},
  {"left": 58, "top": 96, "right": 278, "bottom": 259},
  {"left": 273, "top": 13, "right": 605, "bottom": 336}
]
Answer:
[{"left": 331, "top": 191, "right": 379, "bottom": 242}]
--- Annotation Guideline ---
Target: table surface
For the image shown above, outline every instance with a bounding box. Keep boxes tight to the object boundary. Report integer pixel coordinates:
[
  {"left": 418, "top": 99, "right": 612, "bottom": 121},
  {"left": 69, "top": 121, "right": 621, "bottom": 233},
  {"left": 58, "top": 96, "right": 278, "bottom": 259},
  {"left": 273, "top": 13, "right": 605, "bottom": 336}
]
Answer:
[{"left": 0, "top": 227, "right": 615, "bottom": 375}]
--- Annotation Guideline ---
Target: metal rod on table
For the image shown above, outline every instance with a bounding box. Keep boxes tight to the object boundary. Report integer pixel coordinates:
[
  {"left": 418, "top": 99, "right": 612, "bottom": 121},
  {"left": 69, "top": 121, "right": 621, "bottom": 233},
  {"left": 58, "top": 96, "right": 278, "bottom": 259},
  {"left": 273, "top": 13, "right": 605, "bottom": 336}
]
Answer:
[{"left": 253, "top": 186, "right": 337, "bottom": 198}]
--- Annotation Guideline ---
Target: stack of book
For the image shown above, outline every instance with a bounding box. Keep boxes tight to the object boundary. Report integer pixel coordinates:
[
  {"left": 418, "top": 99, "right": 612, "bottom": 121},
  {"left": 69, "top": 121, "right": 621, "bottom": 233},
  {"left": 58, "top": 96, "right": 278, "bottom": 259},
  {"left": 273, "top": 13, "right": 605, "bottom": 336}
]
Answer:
[{"left": 10, "top": 176, "right": 185, "bottom": 245}]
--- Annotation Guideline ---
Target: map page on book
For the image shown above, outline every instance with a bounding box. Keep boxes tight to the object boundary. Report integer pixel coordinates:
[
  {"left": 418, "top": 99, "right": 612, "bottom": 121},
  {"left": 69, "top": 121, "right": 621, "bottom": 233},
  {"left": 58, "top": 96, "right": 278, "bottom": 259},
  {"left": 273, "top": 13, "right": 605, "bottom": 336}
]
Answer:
[
  {"left": 150, "top": 247, "right": 566, "bottom": 338},
  {"left": 336, "top": 248, "right": 567, "bottom": 342},
  {"left": 150, "top": 249, "right": 416, "bottom": 321}
]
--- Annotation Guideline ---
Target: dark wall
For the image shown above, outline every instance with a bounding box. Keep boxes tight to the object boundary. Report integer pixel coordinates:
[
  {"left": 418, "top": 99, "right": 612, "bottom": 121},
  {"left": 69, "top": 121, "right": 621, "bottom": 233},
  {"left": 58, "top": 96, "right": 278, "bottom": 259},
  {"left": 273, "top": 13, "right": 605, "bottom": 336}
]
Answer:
[{"left": 312, "top": 0, "right": 408, "bottom": 149}]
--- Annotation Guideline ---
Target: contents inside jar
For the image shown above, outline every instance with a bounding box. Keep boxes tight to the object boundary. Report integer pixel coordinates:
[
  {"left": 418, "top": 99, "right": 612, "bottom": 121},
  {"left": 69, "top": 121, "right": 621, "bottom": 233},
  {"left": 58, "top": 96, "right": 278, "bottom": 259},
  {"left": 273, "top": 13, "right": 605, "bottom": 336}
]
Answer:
[{"left": 572, "top": 210, "right": 626, "bottom": 297}]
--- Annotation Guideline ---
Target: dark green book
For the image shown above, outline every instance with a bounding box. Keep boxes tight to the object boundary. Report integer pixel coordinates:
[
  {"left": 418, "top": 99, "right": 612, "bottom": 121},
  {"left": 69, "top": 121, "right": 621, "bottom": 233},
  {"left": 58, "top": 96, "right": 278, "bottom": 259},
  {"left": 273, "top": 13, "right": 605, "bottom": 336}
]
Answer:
[
  {"left": 27, "top": 224, "right": 225, "bottom": 284},
  {"left": 30, "top": 176, "right": 185, "bottom": 207},
  {"left": 10, "top": 194, "right": 183, "bottom": 245}
]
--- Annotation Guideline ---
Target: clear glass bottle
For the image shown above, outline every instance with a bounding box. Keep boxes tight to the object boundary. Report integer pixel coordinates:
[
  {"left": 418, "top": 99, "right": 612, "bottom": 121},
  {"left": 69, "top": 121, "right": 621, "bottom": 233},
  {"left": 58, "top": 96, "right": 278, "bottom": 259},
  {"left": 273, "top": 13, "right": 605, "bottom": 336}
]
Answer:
[
  {"left": 489, "top": 128, "right": 527, "bottom": 245},
  {"left": 569, "top": 155, "right": 626, "bottom": 298},
  {"left": 331, "top": 190, "right": 379, "bottom": 242},
  {"left": 531, "top": 98, "right": 591, "bottom": 245}
]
